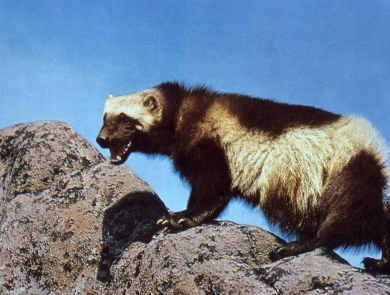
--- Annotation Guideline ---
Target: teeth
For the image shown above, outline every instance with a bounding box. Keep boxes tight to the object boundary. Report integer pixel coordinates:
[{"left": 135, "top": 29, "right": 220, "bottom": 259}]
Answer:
[
  {"left": 109, "top": 141, "right": 132, "bottom": 164},
  {"left": 111, "top": 156, "right": 122, "bottom": 163},
  {"left": 125, "top": 142, "right": 131, "bottom": 151}
]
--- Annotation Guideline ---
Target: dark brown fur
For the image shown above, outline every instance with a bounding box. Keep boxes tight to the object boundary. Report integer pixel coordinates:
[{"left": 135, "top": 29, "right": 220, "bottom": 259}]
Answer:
[{"left": 158, "top": 82, "right": 342, "bottom": 136}]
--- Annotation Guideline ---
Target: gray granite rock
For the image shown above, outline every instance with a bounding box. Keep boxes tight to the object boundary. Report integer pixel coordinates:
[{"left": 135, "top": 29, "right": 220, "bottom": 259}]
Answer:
[{"left": 0, "top": 121, "right": 167, "bottom": 294}]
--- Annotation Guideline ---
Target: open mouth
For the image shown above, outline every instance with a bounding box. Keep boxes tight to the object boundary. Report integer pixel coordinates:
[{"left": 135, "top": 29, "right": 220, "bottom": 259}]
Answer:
[{"left": 109, "top": 141, "right": 132, "bottom": 165}]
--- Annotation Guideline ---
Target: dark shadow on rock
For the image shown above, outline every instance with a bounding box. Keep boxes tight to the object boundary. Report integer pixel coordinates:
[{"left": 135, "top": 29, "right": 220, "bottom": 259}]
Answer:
[{"left": 97, "top": 191, "right": 168, "bottom": 283}]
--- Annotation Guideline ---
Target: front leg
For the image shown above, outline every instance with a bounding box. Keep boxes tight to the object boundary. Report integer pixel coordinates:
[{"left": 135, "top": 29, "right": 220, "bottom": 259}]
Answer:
[
  {"left": 157, "top": 189, "right": 231, "bottom": 230},
  {"left": 159, "top": 138, "right": 233, "bottom": 230}
]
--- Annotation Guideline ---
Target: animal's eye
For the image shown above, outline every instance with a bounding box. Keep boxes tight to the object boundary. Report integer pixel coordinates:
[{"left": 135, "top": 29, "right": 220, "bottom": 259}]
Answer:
[
  {"left": 119, "top": 113, "right": 131, "bottom": 125},
  {"left": 118, "top": 113, "right": 141, "bottom": 129}
]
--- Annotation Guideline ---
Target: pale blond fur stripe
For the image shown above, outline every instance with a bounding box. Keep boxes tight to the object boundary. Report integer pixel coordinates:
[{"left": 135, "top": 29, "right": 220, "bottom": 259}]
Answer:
[{"left": 220, "top": 116, "right": 388, "bottom": 215}]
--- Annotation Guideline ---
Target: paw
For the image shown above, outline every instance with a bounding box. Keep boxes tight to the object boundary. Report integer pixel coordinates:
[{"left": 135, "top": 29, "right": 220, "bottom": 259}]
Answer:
[
  {"left": 362, "top": 257, "right": 378, "bottom": 271},
  {"left": 156, "top": 216, "right": 185, "bottom": 230},
  {"left": 157, "top": 212, "right": 198, "bottom": 230},
  {"left": 363, "top": 257, "right": 390, "bottom": 274}
]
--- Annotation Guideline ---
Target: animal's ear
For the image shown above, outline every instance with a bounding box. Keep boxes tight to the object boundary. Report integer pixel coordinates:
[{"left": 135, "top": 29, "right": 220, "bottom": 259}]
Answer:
[{"left": 143, "top": 94, "right": 160, "bottom": 112}]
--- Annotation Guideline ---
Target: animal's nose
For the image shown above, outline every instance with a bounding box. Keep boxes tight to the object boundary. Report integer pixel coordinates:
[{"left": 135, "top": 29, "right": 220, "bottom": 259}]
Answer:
[{"left": 96, "top": 135, "right": 110, "bottom": 148}]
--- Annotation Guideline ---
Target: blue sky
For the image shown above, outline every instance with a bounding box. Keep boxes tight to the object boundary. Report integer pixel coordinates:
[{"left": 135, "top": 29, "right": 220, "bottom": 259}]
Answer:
[{"left": 1, "top": 1, "right": 389, "bottom": 268}]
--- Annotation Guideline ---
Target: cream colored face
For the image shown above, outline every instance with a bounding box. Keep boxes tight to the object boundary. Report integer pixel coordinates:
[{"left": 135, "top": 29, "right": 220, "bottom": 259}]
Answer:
[
  {"left": 97, "top": 87, "right": 164, "bottom": 164},
  {"left": 103, "top": 87, "right": 164, "bottom": 132}
]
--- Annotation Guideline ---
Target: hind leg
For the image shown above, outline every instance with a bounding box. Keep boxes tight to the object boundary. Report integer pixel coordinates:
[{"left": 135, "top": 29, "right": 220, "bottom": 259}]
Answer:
[
  {"left": 269, "top": 204, "right": 349, "bottom": 262},
  {"left": 270, "top": 151, "right": 387, "bottom": 265},
  {"left": 269, "top": 209, "right": 346, "bottom": 262},
  {"left": 269, "top": 238, "right": 319, "bottom": 261}
]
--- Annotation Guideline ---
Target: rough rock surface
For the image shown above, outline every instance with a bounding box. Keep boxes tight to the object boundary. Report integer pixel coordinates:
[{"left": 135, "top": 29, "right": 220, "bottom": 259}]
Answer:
[
  {"left": 0, "top": 121, "right": 390, "bottom": 294},
  {"left": 0, "top": 121, "right": 167, "bottom": 294}
]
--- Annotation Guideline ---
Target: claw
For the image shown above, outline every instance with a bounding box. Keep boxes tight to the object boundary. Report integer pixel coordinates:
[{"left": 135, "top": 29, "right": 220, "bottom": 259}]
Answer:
[
  {"left": 178, "top": 218, "right": 185, "bottom": 224},
  {"left": 162, "top": 220, "right": 169, "bottom": 226},
  {"left": 161, "top": 227, "right": 170, "bottom": 234},
  {"left": 157, "top": 219, "right": 164, "bottom": 225}
]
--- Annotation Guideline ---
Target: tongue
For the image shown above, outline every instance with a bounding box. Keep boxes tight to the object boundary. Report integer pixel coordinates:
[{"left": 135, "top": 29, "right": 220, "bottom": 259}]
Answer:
[{"left": 109, "top": 144, "right": 127, "bottom": 163}]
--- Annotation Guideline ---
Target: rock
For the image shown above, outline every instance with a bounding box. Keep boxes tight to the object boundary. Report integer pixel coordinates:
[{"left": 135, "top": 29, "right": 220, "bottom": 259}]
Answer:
[
  {"left": 105, "top": 222, "right": 284, "bottom": 294},
  {"left": 255, "top": 248, "right": 390, "bottom": 294},
  {"left": 0, "top": 121, "right": 390, "bottom": 294},
  {"left": 0, "top": 121, "right": 168, "bottom": 294}
]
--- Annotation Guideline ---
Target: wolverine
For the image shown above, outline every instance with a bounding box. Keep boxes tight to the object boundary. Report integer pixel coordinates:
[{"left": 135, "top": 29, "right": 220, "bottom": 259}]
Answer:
[{"left": 96, "top": 82, "right": 390, "bottom": 273}]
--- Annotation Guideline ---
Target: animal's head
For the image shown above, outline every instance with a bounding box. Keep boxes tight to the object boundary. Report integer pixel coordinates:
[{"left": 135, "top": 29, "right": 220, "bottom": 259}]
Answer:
[{"left": 96, "top": 88, "right": 165, "bottom": 165}]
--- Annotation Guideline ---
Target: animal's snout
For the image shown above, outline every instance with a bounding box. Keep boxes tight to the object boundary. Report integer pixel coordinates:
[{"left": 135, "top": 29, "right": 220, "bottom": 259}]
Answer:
[{"left": 96, "top": 134, "right": 110, "bottom": 148}]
